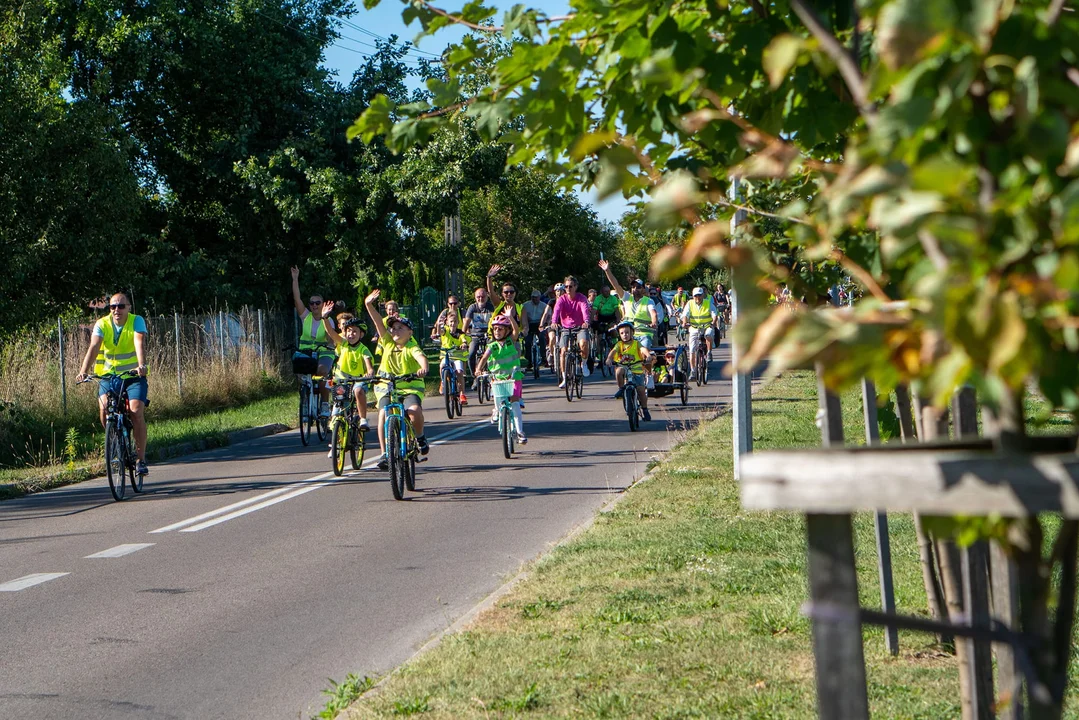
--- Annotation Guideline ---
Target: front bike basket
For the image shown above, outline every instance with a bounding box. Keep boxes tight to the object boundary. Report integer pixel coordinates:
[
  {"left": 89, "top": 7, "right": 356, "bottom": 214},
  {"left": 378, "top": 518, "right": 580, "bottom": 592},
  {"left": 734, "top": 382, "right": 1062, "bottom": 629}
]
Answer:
[{"left": 491, "top": 378, "right": 517, "bottom": 403}]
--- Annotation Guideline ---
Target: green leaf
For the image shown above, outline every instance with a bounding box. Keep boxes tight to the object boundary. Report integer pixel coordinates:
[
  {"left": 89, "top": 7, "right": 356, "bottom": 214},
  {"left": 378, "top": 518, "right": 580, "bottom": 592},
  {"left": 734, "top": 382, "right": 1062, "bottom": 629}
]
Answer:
[
  {"left": 869, "top": 191, "right": 945, "bottom": 234},
  {"left": 762, "top": 34, "right": 804, "bottom": 90},
  {"left": 347, "top": 94, "right": 395, "bottom": 144},
  {"left": 570, "top": 131, "right": 618, "bottom": 160}
]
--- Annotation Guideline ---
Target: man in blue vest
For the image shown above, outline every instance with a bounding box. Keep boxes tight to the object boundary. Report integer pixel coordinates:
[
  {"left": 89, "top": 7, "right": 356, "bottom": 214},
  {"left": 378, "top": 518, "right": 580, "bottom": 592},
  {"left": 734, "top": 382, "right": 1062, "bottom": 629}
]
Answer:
[{"left": 77, "top": 292, "right": 150, "bottom": 476}]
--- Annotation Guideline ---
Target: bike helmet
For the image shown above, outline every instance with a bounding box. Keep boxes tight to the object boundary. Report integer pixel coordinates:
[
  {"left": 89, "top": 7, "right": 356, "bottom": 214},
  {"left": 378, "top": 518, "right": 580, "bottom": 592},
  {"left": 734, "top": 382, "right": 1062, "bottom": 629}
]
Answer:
[
  {"left": 554, "top": 282, "right": 566, "bottom": 291},
  {"left": 615, "top": 319, "right": 635, "bottom": 332},
  {"left": 389, "top": 316, "right": 413, "bottom": 331},
  {"left": 344, "top": 317, "right": 367, "bottom": 332},
  {"left": 491, "top": 315, "right": 512, "bottom": 328}
]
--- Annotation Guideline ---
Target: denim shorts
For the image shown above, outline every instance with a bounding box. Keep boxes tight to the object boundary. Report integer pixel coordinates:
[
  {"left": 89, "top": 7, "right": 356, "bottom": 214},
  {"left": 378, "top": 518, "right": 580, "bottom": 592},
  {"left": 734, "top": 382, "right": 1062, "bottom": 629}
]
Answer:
[{"left": 99, "top": 376, "right": 148, "bottom": 403}]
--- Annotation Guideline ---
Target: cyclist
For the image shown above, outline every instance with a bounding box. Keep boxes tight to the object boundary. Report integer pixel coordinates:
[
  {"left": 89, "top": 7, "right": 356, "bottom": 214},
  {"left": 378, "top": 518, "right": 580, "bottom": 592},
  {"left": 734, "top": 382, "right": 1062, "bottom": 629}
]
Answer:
[
  {"left": 462, "top": 287, "right": 494, "bottom": 382},
  {"left": 320, "top": 302, "right": 374, "bottom": 457},
  {"left": 714, "top": 283, "right": 731, "bottom": 325},
  {"left": 650, "top": 286, "right": 670, "bottom": 346},
  {"left": 681, "top": 287, "right": 717, "bottom": 374},
  {"left": 540, "top": 283, "right": 565, "bottom": 366},
  {"left": 431, "top": 295, "right": 469, "bottom": 405},
  {"left": 476, "top": 314, "right": 527, "bottom": 444},
  {"left": 291, "top": 266, "right": 335, "bottom": 418},
  {"left": 672, "top": 286, "right": 689, "bottom": 313},
  {"left": 551, "top": 275, "right": 592, "bottom": 388},
  {"left": 76, "top": 292, "right": 150, "bottom": 477},
  {"left": 364, "top": 289, "right": 430, "bottom": 470},
  {"left": 524, "top": 290, "right": 547, "bottom": 369},
  {"left": 605, "top": 319, "right": 654, "bottom": 422},
  {"left": 590, "top": 283, "right": 620, "bottom": 357},
  {"left": 598, "top": 259, "right": 658, "bottom": 349}
]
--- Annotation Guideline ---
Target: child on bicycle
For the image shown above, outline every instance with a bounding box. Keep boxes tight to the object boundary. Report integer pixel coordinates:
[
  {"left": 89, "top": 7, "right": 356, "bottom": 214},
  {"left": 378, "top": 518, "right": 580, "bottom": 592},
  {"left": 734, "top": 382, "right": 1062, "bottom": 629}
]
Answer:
[
  {"left": 606, "top": 319, "right": 654, "bottom": 422},
  {"left": 476, "top": 314, "right": 527, "bottom": 444},
  {"left": 431, "top": 295, "right": 469, "bottom": 405},
  {"left": 365, "top": 289, "right": 429, "bottom": 470},
  {"left": 321, "top": 302, "right": 374, "bottom": 437}
]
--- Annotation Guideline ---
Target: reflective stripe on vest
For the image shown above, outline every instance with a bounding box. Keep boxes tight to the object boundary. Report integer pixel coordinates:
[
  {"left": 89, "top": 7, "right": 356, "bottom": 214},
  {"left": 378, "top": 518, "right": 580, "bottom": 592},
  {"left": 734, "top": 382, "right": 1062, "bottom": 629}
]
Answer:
[
  {"left": 486, "top": 341, "right": 522, "bottom": 380},
  {"left": 687, "top": 299, "right": 713, "bottom": 327},
  {"left": 623, "top": 297, "right": 654, "bottom": 336},
  {"left": 299, "top": 313, "right": 328, "bottom": 351},
  {"left": 97, "top": 315, "right": 141, "bottom": 374}
]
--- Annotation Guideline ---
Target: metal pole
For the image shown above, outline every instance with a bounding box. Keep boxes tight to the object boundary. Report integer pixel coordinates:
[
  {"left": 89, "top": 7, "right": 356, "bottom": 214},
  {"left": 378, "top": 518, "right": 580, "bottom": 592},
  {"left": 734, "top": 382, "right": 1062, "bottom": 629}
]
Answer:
[
  {"left": 174, "top": 312, "right": 182, "bottom": 398},
  {"left": 729, "top": 177, "right": 752, "bottom": 479},
  {"left": 258, "top": 309, "right": 265, "bottom": 372},
  {"left": 58, "top": 317, "right": 67, "bottom": 417},
  {"left": 862, "top": 378, "right": 898, "bottom": 655}
]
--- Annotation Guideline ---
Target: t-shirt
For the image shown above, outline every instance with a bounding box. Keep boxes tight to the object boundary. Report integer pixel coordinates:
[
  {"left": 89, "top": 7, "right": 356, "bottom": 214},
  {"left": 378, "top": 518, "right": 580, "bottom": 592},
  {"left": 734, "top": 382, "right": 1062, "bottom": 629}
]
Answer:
[
  {"left": 464, "top": 301, "right": 494, "bottom": 338},
  {"left": 376, "top": 336, "right": 426, "bottom": 397},
  {"left": 612, "top": 339, "right": 647, "bottom": 374},
  {"left": 524, "top": 301, "right": 547, "bottom": 324},
  {"left": 593, "top": 294, "right": 620, "bottom": 318},
  {"left": 93, "top": 316, "right": 148, "bottom": 343},
  {"left": 552, "top": 292, "right": 591, "bottom": 329}
]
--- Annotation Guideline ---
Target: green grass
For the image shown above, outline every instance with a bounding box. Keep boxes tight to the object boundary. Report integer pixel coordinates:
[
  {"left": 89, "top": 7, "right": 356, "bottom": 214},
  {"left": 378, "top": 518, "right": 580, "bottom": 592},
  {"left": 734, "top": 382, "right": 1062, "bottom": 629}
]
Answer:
[
  {"left": 339, "top": 370, "right": 973, "bottom": 719},
  {"left": 0, "top": 392, "right": 296, "bottom": 500}
]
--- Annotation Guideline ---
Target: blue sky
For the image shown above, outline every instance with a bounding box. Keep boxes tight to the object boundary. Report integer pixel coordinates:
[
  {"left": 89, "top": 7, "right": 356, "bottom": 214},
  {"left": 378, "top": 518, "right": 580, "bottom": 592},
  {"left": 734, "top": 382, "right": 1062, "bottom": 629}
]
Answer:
[{"left": 321, "top": 1, "right": 632, "bottom": 225}]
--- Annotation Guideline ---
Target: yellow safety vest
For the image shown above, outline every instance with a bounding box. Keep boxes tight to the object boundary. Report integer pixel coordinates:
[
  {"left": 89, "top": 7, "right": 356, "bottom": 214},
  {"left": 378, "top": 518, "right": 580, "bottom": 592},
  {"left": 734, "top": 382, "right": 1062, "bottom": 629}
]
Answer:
[
  {"left": 96, "top": 314, "right": 144, "bottom": 374},
  {"left": 686, "top": 299, "right": 713, "bottom": 327},
  {"left": 622, "top": 296, "right": 655, "bottom": 337},
  {"left": 299, "top": 312, "right": 329, "bottom": 352}
]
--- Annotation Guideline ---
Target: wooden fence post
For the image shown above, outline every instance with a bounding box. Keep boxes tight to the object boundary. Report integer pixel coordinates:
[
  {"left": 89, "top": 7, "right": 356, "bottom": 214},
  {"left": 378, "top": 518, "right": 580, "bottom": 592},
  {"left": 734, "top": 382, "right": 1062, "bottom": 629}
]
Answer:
[
  {"left": 57, "top": 317, "right": 67, "bottom": 417},
  {"left": 810, "top": 365, "right": 869, "bottom": 719},
  {"left": 862, "top": 378, "right": 899, "bottom": 656},
  {"left": 174, "top": 312, "right": 182, "bottom": 399},
  {"left": 897, "top": 385, "right": 951, "bottom": 645},
  {"left": 257, "top": 308, "right": 265, "bottom": 372},
  {"left": 953, "top": 387, "right": 995, "bottom": 720}
]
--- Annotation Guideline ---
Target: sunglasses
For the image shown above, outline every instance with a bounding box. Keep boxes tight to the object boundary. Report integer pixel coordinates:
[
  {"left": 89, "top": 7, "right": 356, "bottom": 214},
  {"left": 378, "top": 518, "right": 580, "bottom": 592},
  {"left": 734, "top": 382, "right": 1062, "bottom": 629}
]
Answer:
[
  {"left": 109, "top": 303, "right": 128, "bottom": 310},
  {"left": 502, "top": 289, "right": 516, "bottom": 294},
  {"left": 448, "top": 301, "right": 459, "bottom": 306},
  {"left": 309, "top": 299, "right": 322, "bottom": 305}
]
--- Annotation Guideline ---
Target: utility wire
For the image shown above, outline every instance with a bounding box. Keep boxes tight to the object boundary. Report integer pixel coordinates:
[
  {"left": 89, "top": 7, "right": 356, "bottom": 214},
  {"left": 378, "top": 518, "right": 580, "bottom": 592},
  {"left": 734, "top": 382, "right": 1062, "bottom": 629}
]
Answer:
[
  {"left": 254, "top": 8, "right": 427, "bottom": 66},
  {"left": 333, "top": 15, "right": 444, "bottom": 58}
]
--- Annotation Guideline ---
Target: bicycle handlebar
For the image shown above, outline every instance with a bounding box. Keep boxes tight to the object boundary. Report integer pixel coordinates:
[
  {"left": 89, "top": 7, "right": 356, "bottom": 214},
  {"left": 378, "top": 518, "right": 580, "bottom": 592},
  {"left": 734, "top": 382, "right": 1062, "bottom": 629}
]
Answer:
[{"left": 76, "top": 371, "right": 141, "bottom": 385}]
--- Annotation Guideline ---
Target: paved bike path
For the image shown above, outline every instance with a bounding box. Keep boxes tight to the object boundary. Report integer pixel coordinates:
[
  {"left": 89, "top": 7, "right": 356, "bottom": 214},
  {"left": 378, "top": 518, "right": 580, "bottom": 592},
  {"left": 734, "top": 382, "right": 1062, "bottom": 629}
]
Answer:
[{"left": 0, "top": 345, "right": 734, "bottom": 719}]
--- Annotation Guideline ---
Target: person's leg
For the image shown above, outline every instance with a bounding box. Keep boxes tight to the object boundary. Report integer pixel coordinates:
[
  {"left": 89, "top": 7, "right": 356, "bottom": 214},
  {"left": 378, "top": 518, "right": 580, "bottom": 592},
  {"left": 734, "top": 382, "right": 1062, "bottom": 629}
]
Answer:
[
  {"left": 317, "top": 358, "right": 333, "bottom": 414},
  {"left": 128, "top": 399, "right": 147, "bottom": 462},
  {"left": 578, "top": 331, "right": 590, "bottom": 371},
  {"left": 97, "top": 393, "right": 108, "bottom": 429},
  {"left": 376, "top": 404, "right": 387, "bottom": 455},
  {"left": 688, "top": 329, "right": 700, "bottom": 370},
  {"left": 705, "top": 327, "right": 714, "bottom": 354},
  {"left": 407, "top": 406, "right": 424, "bottom": 436},
  {"left": 615, "top": 366, "right": 626, "bottom": 389},
  {"left": 354, "top": 386, "right": 369, "bottom": 424}
]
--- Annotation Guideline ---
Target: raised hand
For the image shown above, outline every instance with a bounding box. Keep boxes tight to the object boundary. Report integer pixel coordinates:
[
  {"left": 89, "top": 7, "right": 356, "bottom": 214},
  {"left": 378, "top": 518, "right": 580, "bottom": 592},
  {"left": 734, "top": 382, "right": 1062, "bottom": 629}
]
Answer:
[
  {"left": 365, "top": 288, "right": 381, "bottom": 305},
  {"left": 598, "top": 259, "right": 609, "bottom": 272},
  {"left": 322, "top": 300, "right": 336, "bottom": 315},
  {"left": 487, "top": 264, "right": 502, "bottom": 278},
  {"left": 290, "top": 266, "right": 300, "bottom": 280}
]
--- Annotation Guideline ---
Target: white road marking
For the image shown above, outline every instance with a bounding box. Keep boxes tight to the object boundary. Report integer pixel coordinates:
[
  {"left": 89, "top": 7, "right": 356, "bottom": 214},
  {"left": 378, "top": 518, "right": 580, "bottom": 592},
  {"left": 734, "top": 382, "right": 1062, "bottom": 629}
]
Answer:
[
  {"left": 0, "top": 573, "right": 69, "bottom": 592},
  {"left": 156, "top": 419, "right": 491, "bottom": 534},
  {"left": 84, "top": 543, "right": 156, "bottom": 559}
]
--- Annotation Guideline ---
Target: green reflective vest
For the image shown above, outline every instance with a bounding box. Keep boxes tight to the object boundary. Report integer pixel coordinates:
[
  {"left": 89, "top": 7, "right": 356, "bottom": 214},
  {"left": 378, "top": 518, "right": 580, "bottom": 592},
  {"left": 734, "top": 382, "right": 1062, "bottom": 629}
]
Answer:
[
  {"left": 622, "top": 295, "right": 655, "bottom": 337},
  {"left": 686, "top": 298, "right": 714, "bottom": 328},
  {"left": 299, "top": 312, "right": 329, "bottom": 352}
]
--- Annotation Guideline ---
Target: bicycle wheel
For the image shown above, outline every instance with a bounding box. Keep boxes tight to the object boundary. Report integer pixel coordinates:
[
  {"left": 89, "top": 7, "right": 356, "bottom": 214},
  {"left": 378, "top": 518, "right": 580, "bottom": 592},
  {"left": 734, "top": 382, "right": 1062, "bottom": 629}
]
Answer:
[
  {"left": 625, "top": 387, "right": 639, "bottom": 432},
  {"left": 350, "top": 419, "right": 365, "bottom": 471},
  {"left": 298, "top": 385, "right": 310, "bottom": 446},
  {"left": 575, "top": 362, "right": 584, "bottom": 399},
  {"left": 128, "top": 427, "right": 143, "bottom": 493},
  {"left": 701, "top": 354, "right": 709, "bottom": 385},
  {"left": 564, "top": 360, "right": 575, "bottom": 402},
  {"left": 481, "top": 377, "right": 491, "bottom": 404},
  {"left": 501, "top": 404, "right": 514, "bottom": 459},
  {"left": 315, "top": 394, "right": 327, "bottom": 442},
  {"left": 386, "top": 416, "right": 405, "bottom": 500},
  {"left": 443, "top": 368, "right": 454, "bottom": 420},
  {"left": 331, "top": 419, "right": 347, "bottom": 476},
  {"left": 532, "top": 344, "right": 541, "bottom": 380},
  {"left": 599, "top": 339, "right": 610, "bottom": 377},
  {"left": 105, "top": 422, "right": 126, "bottom": 501}
]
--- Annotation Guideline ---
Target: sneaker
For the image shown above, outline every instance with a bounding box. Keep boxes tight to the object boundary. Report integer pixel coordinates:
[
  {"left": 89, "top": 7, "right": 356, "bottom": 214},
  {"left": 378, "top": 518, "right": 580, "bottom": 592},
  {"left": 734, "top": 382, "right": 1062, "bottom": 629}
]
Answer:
[
  {"left": 459, "top": 393, "right": 468, "bottom": 406},
  {"left": 319, "top": 402, "right": 331, "bottom": 418},
  {"left": 490, "top": 409, "right": 498, "bottom": 425},
  {"left": 643, "top": 409, "right": 652, "bottom": 422},
  {"left": 136, "top": 461, "right": 149, "bottom": 476},
  {"left": 470, "top": 378, "right": 477, "bottom": 390},
  {"left": 417, "top": 436, "right": 430, "bottom": 456},
  {"left": 519, "top": 399, "right": 525, "bottom": 409},
  {"left": 517, "top": 434, "right": 528, "bottom": 445},
  {"left": 614, "top": 387, "right": 625, "bottom": 400},
  {"left": 377, "top": 454, "right": 389, "bottom": 471},
  {"left": 359, "top": 417, "right": 369, "bottom": 430},
  {"left": 438, "top": 382, "right": 444, "bottom": 395},
  {"left": 327, "top": 448, "right": 334, "bottom": 458},
  {"left": 558, "top": 378, "right": 567, "bottom": 388},
  {"left": 582, "top": 364, "right": 591, "bottom": 377}
]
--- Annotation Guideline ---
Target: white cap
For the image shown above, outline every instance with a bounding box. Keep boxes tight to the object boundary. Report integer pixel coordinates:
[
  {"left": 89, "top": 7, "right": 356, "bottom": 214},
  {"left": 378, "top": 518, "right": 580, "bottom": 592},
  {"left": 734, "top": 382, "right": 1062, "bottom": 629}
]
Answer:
[{"left": 692, "top": 287, "right": 705, "bottom": 296}]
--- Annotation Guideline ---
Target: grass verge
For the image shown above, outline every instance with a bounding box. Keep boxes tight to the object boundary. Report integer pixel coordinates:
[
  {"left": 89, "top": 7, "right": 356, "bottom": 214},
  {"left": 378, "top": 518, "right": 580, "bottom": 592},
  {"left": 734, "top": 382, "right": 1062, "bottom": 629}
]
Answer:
[
  {"left": 0, "top": 392, "right": 296, "bottom": 500},
  {"left": 338, "top": 370, "right": 968, "bottom": 719}
]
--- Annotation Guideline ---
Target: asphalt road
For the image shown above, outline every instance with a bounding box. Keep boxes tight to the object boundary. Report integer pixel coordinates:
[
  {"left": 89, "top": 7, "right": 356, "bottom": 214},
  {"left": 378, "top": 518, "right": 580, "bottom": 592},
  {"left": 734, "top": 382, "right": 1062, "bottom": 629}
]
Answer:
[{"left": 0, "top": 344, "right": 733, "bottom": 720}]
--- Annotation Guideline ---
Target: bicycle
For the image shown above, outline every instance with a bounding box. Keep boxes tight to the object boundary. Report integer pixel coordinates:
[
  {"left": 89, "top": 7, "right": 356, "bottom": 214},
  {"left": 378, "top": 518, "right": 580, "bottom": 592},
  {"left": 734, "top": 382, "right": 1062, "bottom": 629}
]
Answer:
[
  {"left": 328, "top": 374, "right": 368, "bottom": 477},
  {"left": 376, "top": 372, "right": 424, "bottom": 500},
  {"left": 527, "top": 330, "right": 543, "bottom": 380},
  {"left": 593, "top": 325, "right": 613, "bottom": 378},
  {"left": 289, "top": 343, "right": 332, "bottom": 447},
  {"left": 78, "top": 371, "right": 144, "bottom": 501},
  {"left": 471, "top": 337, "right": 492, "bottom": 404},
  {"left": 437, "top": 346, "right": 463, "bottom": 420},
  {"left": 477, "top": 374, "right": 522, "bottom": 458},
  {"left": 612, "top": 362, "right": 645, "bottom": 432},
  {"left": 560, "top": 328, "right": 585, "bottom": 402},
  {"left": 692, "top": 331, "right": 710, "bottom": 386}
]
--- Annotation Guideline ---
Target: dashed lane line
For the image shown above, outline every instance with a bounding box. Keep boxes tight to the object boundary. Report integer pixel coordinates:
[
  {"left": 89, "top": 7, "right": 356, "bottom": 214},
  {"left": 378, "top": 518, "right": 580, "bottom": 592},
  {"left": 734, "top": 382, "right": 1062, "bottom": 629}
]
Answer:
[
  {"left": 0, "top": 573, "right": 69, "bottom": 592},
  {"left": 84, "top": 543, "right": 156, "bottom": 559}
]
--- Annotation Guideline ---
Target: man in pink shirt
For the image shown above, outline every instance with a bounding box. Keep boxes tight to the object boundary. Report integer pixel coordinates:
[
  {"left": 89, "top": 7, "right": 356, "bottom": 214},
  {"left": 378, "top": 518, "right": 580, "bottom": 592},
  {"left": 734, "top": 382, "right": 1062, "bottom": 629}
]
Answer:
[{"left": 551, "top": 275, "right": 592, "bottom": 387}]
